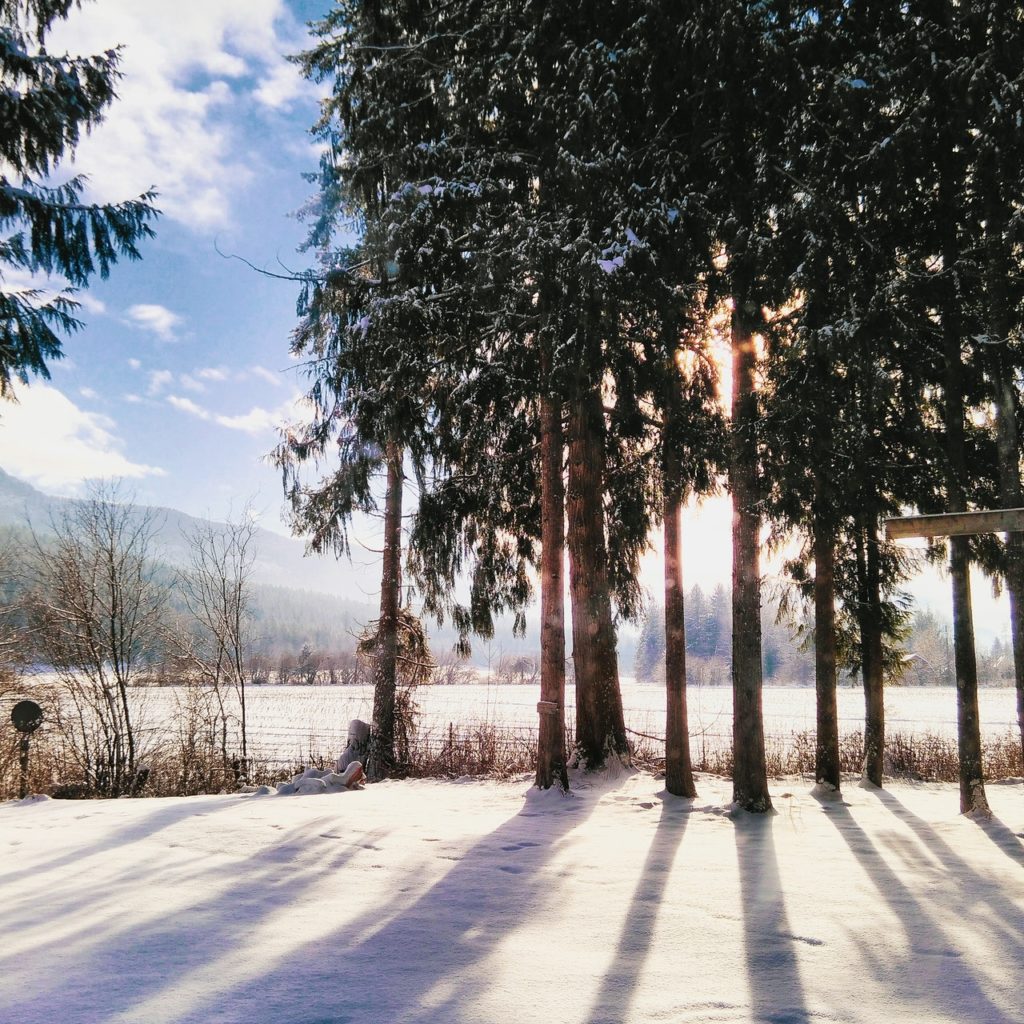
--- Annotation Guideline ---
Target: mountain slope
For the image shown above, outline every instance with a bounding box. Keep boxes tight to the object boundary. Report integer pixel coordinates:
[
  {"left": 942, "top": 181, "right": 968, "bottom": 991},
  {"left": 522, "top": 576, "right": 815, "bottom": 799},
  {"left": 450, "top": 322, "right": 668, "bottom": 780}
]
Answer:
[{"left": 0, "top": 468, "right": 358, "bottom": 598}]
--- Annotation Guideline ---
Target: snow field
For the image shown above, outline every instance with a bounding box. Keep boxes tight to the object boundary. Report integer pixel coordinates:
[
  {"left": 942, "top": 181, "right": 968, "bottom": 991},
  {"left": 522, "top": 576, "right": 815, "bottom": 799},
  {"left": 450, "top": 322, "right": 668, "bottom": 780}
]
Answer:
[
  {"left": 2, "top": 770, "right": 1023, "bottom": 1023},
  {"left": 114, "top": 682, "right": 1022, "bottom": 767}
]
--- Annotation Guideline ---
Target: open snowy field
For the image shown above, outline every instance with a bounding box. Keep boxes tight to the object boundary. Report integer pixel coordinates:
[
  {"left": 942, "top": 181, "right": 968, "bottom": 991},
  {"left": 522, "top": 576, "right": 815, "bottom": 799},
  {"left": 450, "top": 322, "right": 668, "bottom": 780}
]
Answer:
[
  {"left": 2, "top": 771, "right": 1023, "bottom": 1024},
  {"left": 76, "top": 682, "right": 1021, "bottom": 765}
]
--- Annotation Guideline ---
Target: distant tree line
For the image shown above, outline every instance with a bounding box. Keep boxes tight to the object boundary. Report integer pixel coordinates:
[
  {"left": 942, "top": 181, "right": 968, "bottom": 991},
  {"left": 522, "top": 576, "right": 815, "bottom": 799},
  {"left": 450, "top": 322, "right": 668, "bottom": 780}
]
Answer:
[
  {"left": 634, "top": 591, "right": 1011, "bottom": 689},
  {"left": 634, "top": 584, "right": 815, "bottom": 687}
]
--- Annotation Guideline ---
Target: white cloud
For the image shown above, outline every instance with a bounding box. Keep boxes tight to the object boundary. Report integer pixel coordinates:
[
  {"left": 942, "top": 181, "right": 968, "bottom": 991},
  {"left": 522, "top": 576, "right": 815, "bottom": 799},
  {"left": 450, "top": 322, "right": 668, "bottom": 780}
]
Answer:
[
  {"left": 197, "top": 366, "right": 230, "bottom": 381},
  {"left": 0, "top": 383, "right": 165, "bottom": 490},
  {"left": 127, "top": 304, "right": 182, "bottom": 342},
  {"left": 76, "top": 294, "right": 107, "bottom": 316},
  {"left": 253, "top": 59, "right": 310, "bottom": 110},
  {"left": 79, "top": 387, "right": 99, "bottom": 400},
  {"left": 178, "top": 374, "right": 206, "bottom": 394},
  {"left": 213, "top": 407, "right": 278, "bottom": 434},
  {"left": 124, "top": 393, "right": 143, "bottom": 404},
  {"left": 48, "top": 1, "right": 311, "bottom": 231},
  {"left": 166, "top": 390, "right": 302, "bottom": 436},
  {"left": 147, "top": 369, "right": 173, "bottom": 396},
  {"left": 167, "top": 395, "right": 211, "bottom": 420},
  {"left": 214, "top": 393, "right": 304, "bottom": 436},
  {"left": 250, "top": 365, "right": 284, "bottom": 388},
  {"left": 2, "top": 269, "right": 105, "bottom": 319},
  {"left": 128, "top": 358, "right": 142, "bottom": 371}
]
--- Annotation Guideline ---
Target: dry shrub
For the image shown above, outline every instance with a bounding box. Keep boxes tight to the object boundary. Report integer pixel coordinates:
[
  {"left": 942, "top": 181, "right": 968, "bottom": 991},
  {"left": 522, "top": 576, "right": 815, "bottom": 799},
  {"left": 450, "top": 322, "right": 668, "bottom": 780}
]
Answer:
[
  {"left": 627, "top": 727, "right": 1023, "bottom": 785},
  {"left": 403, "top": 722, "right": 538, "bottom": 779},
  {"left": 4, "top": 714, "right": 1021, "bottom": 798}
]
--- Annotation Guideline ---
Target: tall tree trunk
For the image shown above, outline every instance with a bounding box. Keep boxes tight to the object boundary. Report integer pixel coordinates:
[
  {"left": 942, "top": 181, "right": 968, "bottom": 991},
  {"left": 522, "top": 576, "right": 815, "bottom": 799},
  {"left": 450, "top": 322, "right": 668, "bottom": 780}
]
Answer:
[
  {"left": 536, "top": 368, "right": 569, "bottom": 791},
  {"left": 938, "top": 143, "right": 989, "bottom": 815},
  {"left": 567, "top": 385, "right": 629, "bottom": 769},
  {"left": 982, "top": 178, "right": 1024, "bottom": 770},
  {"left": 367, "top": 442, "right": 403, "bottom": 781},
  {"left": 812, "top": 504, "right": 840, "bottom": 790},
  {"left": 729, "top": 294, "right": 771, "bottom": 812},
  {"left": 948, "top": 533, "right": 988, "bottom": 813},
  {"left": 809, "top": 277, "right": 840, "bottom": 791},
  {"left": 664, "top": 442, "right": 696, "bottom": 797},
  {"left": 855, "top": 512, "right": 886, "bottom": 786},
  {"left": 930, "top": 0, "right": 988, "bottom": 815}
]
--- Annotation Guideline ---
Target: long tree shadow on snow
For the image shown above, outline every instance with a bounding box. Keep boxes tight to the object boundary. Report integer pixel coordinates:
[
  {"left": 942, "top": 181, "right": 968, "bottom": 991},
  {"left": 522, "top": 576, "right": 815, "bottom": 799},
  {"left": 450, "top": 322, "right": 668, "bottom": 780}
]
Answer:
[
  {"left": 977, "top": 813, "right": 1024, "bottom": 869},
  {"left": 0, "top": 792, "right": 243, "bottom": 887},
  {"left": 735, "top": 811, "right": 812, "bottom": 1024},
  {"left": 185, "top": 775, "right": 620, "bottom": 1024},
  {"left": 0, "top": 810, "right": 391, "bottom": 1022},
  {"left": 818, "top": 791, "right": 1021, "bottom": 1023},
  {"left": 872, "top": 788, "right": 1024, "bottom": 913},
  {"left": 581, "top": 794, "right": 689, "bottom": 1024}
]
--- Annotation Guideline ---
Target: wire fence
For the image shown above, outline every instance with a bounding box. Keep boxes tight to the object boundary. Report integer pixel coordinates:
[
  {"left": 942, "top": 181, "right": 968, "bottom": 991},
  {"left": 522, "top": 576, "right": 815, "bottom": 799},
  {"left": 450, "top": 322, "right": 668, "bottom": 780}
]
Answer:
[{"left": 2, "top": 682, "right": 1022, "bottom": 799}]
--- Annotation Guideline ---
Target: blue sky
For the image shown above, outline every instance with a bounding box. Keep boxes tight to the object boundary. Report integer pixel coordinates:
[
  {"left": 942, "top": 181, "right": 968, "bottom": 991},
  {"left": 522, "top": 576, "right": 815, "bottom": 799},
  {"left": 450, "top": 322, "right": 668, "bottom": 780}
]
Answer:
[{"left": 0, "top": 0, "right": 342, "bottom": 532}]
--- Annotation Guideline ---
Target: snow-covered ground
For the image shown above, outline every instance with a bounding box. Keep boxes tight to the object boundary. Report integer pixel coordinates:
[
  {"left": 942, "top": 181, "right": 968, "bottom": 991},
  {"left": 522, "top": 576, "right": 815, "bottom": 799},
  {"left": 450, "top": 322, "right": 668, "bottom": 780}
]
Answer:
[{"left": 2, "top": 771, "right": 1023, "bottom": 1024}]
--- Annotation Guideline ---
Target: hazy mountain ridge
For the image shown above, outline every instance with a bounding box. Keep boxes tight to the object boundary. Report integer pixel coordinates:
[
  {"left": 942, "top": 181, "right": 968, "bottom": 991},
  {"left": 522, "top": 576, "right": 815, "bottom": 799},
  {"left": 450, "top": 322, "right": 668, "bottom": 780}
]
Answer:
[
  {"left": 0, "top": 468, "right": 358, "bottom": 598},
  {"left": 0, "top": 470, "right": 534, "bottom": 662}
]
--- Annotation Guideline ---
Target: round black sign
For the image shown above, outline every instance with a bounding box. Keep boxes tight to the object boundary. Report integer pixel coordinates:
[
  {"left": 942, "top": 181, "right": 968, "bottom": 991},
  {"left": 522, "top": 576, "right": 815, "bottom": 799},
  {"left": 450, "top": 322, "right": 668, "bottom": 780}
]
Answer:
[{"left": 11, "top": 700, "right": 43, "bottom": 734}]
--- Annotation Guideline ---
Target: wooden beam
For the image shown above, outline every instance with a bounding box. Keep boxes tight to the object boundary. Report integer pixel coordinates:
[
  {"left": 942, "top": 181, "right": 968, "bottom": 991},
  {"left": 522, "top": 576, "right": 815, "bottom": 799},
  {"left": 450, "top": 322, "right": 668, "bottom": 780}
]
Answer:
[{"left": 884, "top": 508, "right": 1024, "bottom": 540}]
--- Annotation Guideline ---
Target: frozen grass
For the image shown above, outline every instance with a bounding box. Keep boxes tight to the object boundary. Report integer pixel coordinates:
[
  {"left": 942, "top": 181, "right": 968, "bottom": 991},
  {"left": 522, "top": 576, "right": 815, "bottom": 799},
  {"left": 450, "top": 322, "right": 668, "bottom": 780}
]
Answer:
[{"left": 4, "top": 717, "right": 1023, "bottom": 799}]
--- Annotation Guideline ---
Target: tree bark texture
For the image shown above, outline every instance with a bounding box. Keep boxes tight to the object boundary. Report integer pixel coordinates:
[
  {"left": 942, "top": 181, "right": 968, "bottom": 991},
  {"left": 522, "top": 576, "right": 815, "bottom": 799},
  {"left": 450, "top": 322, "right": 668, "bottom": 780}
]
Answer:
[
  {"left": 664, "top": 446, "right": 696, "bottom": 798},
  {"left": 812, "top": 508, "right": 840, "bottom": 790},
  {"left": 368, "top": 443, "right": 403, "bottom": 780},
  {"left": 948, "top": 534, "right": 988, "bottom": 814},
  {"left": 937, "top": 116, "right": 989, "bottom": 815},
  {"left": 855, "top": 514, "right": 886, "bottom": 787},
  {"left": 536, "top": 377, "right": 569, "bottom": 791},
  {"left": 567, "top": 385, "right": 629, "bottom": 769},
  {"left": 809, "top": 281, "right": 840, "bottom": 791},
  {"left": 729, "top": 298, "right": 772, "bottom": 812}
]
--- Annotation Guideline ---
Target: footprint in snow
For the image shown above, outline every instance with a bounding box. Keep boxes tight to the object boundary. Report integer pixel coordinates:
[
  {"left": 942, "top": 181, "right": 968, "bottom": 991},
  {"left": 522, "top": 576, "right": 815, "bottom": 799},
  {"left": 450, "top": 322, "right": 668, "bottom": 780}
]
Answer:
[
  {"left": 498, "top": 864, "right": 525, "bottom": 874},
  {"left": 500, "top": 841, "right": 541, "bottom": 852}
]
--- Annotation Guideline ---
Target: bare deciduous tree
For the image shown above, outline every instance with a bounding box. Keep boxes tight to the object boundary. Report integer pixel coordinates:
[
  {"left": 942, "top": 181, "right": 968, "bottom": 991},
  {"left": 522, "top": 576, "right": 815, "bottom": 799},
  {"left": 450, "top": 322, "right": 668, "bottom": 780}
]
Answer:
[
  {"left": 0, "top": 532, "right": 23, "bottom": 681},
  {"left": 176, "top": 511, "right": 257, "bottom": 778},
  {"left": 27, "top": 483, "right": 165, "bottom": 796}
]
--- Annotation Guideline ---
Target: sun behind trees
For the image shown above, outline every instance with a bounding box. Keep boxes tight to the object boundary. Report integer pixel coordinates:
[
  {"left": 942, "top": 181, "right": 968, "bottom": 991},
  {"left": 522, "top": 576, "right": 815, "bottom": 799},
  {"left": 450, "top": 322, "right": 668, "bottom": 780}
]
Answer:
[{"left": 283, "top": 0, "right": 1024, "bottom": 814}]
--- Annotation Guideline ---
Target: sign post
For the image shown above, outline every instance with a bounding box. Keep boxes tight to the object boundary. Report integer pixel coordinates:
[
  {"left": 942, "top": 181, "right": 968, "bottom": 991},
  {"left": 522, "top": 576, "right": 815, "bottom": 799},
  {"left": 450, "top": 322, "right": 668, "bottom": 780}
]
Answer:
[{"left": 11, "top": 700, "right": 43, "bottom": 799}]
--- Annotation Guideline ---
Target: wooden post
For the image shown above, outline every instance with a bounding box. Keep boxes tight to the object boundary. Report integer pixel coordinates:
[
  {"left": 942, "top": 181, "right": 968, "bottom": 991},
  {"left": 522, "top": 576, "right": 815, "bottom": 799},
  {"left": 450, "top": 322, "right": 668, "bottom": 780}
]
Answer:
[
  {"left": 882, "top": 508, "right": 1024, "bottom": 816},
  {"left": 884, "top": 509, "right": 1024, "bottom": 541},
  {"left": 19, "top": 736, "right": 30, "bottom": 800}
]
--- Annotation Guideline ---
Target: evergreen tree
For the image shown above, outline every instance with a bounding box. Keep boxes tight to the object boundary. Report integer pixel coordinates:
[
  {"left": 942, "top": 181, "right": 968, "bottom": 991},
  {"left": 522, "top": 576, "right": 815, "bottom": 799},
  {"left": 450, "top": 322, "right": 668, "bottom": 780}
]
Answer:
[
  {"left": 0, "top": 0, "right": 157, "bottom": 397},
  {"left": 900, "top": 0, "right": 995, "bottom": 815},
  {"left": 280, "top": 9, "right": 432, "bottom": 779},
  {"left": 634, "top": 603, "right": 665, "bottom": 683},
  {"left": 692, "top": 0, "right": 804, "bottom": 812},
  {"left": 967, "top": 0, "right": 1024, "bottom": 772}
]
